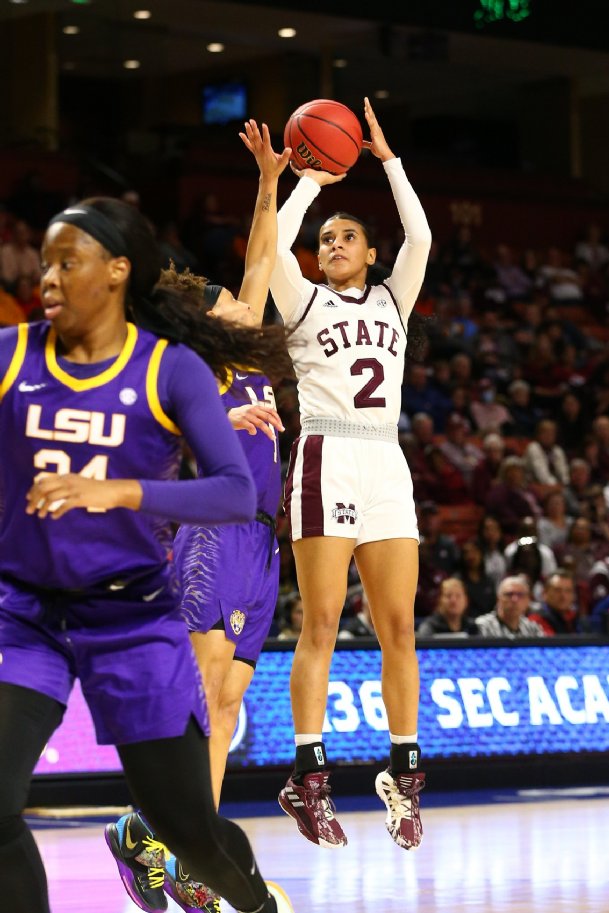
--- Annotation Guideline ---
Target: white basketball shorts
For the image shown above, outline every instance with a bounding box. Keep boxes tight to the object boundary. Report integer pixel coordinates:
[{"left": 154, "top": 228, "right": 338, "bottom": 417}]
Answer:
[{"left": 284, "top": 432, "right": 419, "bottom": 545}]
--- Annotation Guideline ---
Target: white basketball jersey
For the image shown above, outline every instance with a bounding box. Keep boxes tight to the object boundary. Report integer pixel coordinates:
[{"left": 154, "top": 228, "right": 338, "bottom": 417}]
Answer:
[{"left": 288, "top": 281, "right": 406, "bottom": 424}]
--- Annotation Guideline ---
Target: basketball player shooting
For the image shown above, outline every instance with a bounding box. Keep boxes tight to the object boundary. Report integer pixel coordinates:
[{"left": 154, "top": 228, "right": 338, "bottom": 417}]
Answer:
[{"left": 270, "top": 96, "right": 432, "bottom": 851}]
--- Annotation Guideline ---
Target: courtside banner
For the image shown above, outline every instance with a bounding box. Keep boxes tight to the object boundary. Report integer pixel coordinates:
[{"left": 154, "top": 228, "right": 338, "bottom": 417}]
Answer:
[{"left": 33, "top": 639, "right": 609, "bottom": 775}]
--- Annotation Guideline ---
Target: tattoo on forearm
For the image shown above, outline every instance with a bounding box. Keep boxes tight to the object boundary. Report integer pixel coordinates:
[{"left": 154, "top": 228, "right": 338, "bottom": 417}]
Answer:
[{"left": 262, "top": 193, "right": 271, "bottom": 212}]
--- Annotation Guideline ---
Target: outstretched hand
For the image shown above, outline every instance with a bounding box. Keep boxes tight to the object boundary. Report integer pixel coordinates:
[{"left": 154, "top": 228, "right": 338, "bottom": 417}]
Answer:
[
  {"left": 362, "top": 96, "right": 395, "bottom": 162},
  {"left": 239, "top": 120, "right": 292, "bottom": 180}
]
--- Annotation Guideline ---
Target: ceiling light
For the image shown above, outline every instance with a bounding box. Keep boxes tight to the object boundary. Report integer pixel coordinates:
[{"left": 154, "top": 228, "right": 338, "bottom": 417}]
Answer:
[
  {"left": 62, "top": 25, "right": 80, "bottom": 35},
  {"left": 123, "top": 59, "right": 141, "bottom": 69},
  {"left": 374, "top": 89, "right": 390, "bottom": 99},
  {"left": 206, "top": 42, "right": 224, "bottom": 53},
  {"left": 9, "top": 1, "right": 29, "bottom": 5},
  {"left": 278, "top": 27, "right": 297, "bottom": 38},
  {"left": 333, "top": 58, "right": 348, "bottom": 68},
  {"left": 133, "top": 10, "right": 151, "bottom": 19}
]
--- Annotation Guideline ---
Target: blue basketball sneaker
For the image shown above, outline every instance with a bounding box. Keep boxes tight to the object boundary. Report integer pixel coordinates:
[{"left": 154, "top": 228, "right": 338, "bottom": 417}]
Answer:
[{"left": 105, "top": 811, "right": 168, "bottom": 912}]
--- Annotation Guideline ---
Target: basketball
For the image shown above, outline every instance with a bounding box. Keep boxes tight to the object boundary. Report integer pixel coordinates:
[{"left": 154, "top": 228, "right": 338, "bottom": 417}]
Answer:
[{"left": 284, "top": 99, "right": 363, "bottom": 175}]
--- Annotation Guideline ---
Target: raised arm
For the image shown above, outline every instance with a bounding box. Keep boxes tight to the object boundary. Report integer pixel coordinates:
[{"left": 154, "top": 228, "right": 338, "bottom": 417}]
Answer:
[
  {"left": 364, "top": 97, "right": 432, "bottom": 319},
  {"left": 237, "top": 121, "right": 291, "bottom": 326},
  {"left": 269, "top": 165, "right": 345, "bottom": 323}
]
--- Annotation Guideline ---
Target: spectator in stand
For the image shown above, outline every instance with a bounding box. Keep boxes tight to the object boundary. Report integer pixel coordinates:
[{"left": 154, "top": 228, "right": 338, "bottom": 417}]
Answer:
[
  {"left": 592, "top": 416, "right": 609, "bottom": 483},
  {"left": 537, "top": 490, "right": 571, "bottom": 550},
  {"left": 582, "top": 434, "right": 606, "bottom": 485},
  {"left": 458, "top": 539, "right": 496, "bottom": 618},
  {"left": 439, "top": 413, "right": 483, "bottom": 487},
  {"left": 470, "top": 378, "right": 512, "bottom": 434},
  {"left": 505, "top": 380, "right": 541, "bottom": 439},
  {"left": 449, "top": 352, "right": 474, "bottom": 389},
  {"left": 493, "top": 243, "right": 533, "bottom": 301},
  {"left": 277, "top": 594, "right": 304, "bottom": 641},
  {"left": 528, "top": 571, "right": 581, "bottom": 635},
  {"left": 416, "top": 502, "right": 460, "bottom": 617},
  {"left": 504, "top": 517, "right": 557, "bottom": 598},
  {"left": 448, "top": 385, "right": 475, "bottom": 429},
  {"left": 554, "top": 517, "right": 607, "bottom": 584},
  {"left": 524, "top": 419, "right": 570, "bottom": 489},
  {"left": 450, "top": 294, "right": 478, "bottom": 342},
  {"left": 556, "top": 392, "right": 590, "bottom": 457},
  {"left": 0, "top": 219, "right": 41, "bottom": 291},
  {"left": 472, "top": 308, "right": 519, "bottom": 383},
  {"left": 338, "top": 590, "right": 377, "bottom": 639},
  {"left": 486, "top": 456, "right": 540, "bottom": 538},
  {"left": 574, "top": 222, "right": 609, "bottom": 274},
  {"left": 590, "top": 358, "right": 609, "bottom": 419},
  {"left": 400, "top": 412, "right": 435, "bottom": 500},
  {"left": 416, "top": 578, "right": 479, "bottom": 637},
  {"left": 401, "top": 362, "right": 448, "bottom": 429},
  {"left": 522, "top": 333, "right": 569, "bottom": 411},
  {"left": 564, "top": 458, "right": 596, "bottom": 517},
  {"left": 423, "top": 445, "right": 470, "bottom": 505},
  {"left": 478, "top": 515, "right": 507, "bottom": 588},
  {"left": 472, "top": 433, "right": 505, "bottom": 505},
  {"left": 536, "top": 247, "right": 584, "bottom": 305},
  {"left": 476, "top": 576, "right": 545, "bottom": 638}
]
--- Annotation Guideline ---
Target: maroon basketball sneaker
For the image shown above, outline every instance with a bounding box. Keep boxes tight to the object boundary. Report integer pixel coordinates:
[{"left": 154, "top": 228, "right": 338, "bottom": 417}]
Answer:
[
  {"left": 375, "top": 768, "right": 425, "bottom": 850},
  {"left": 278, "top": 771, "right": 348, "bottom": 848}
]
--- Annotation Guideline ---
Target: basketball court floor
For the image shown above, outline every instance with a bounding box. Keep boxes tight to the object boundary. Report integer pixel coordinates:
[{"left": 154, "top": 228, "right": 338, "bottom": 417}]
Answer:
[{"left": 35, "top": 787, "right": 609, "bottom": 913}]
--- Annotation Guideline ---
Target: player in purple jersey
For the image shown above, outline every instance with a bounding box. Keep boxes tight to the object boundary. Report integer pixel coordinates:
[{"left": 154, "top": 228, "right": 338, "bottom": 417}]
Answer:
[
  {"left": 108, "top": 121, "right": 287, "bottom": 913},
  {"left": 269, "top": 99, "right": 431, "bottom": 852},
  {"left": 0, "top": 122, "right": 294, "bottom": 913}
]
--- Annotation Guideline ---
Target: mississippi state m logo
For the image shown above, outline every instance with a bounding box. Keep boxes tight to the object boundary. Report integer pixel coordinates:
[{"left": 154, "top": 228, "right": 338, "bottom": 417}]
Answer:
[{"left": 332, "top": 502, "right": 357, "bottom": 524}]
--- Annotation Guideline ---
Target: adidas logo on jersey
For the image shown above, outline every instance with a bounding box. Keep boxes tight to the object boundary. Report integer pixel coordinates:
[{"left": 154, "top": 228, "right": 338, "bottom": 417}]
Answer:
[
  {"left": 322, "top": 299, "right": 339, "bottom": 307},
  {"left": 377, "top": 298, "right": 388, "bottom": 308}
]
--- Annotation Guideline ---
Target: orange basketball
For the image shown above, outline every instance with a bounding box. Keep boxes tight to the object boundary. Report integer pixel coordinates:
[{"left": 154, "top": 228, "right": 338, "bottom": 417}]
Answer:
[{"left": 284, "top": 99, "right": 363, "bottom": 175}]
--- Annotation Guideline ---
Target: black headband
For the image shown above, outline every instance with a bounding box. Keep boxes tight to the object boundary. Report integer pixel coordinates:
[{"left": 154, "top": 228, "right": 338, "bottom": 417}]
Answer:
[
  {"left": 201, "top": 283, "right": 223, "bottom": 307},
  {"left": 48, "top": 205, "right": 127, "bottom": 257}
]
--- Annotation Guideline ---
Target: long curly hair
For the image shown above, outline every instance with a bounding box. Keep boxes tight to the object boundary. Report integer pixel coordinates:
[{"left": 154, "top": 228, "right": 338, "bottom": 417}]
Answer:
[{"left": 81, "top": 197, "right": 293, "bottom": 385}]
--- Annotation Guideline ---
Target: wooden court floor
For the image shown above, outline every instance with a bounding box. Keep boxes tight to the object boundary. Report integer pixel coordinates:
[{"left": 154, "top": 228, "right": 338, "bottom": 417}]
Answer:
[{"left": 36, "top": 791, "right": 609, "bottom": 913}]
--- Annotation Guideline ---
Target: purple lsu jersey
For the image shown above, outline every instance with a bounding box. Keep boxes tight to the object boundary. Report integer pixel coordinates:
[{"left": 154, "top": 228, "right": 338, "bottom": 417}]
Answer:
[
  {"left": 217, "top": 366, "right": 281, "bottom": 516},
  {"left": 0, "top": 321, "right": 183, "bottom": 589}
]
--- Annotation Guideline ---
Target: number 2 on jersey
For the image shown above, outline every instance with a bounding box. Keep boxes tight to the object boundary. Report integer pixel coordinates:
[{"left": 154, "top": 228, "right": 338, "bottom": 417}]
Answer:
[{"left": 351, "top": 358, "right": 386, "bottom": 408}]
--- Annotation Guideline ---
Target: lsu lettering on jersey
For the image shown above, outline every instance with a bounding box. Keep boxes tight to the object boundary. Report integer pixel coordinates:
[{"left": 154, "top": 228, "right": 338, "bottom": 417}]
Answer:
[
  {"left": 288, "top": 282, "right": 406, "bottom": 425},
  {"left": 0, "top": 321, "right": 182, "bottom": 589}
]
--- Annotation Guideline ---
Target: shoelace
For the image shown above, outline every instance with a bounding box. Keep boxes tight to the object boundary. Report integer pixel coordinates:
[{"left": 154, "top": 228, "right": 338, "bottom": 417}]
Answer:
[
  {"left": 303, "top": 781, "right": 338, "bottom": 822},
  {"left": 387, "top": 778, "right": 424, "bottom": 822},
  {"left": 141, "top": 835, "right": 170, "bottom": 889}
]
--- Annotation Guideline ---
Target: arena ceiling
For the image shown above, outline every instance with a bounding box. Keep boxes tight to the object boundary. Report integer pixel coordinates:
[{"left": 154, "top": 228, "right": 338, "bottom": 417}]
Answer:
[{"left": 4, "top": 0, "right": 609, "bottom": 120}]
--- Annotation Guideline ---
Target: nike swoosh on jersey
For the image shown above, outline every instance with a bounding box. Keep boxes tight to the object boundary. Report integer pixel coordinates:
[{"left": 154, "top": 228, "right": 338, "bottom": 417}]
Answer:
[
  {"left": 18, "top": 381, "right": 47, "bottom": 392},
  {"left": 142, "top": 586, "right": 164, "bottom": 602},
  {"left": 235, "top": 372, "right": 249, "bottom": 380}
]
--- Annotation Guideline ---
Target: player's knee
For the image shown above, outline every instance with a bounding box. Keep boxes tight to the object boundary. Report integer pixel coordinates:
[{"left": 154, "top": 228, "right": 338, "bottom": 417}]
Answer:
[
  {"left": 377, "top": 614, "right": 415, "bottom": 649},
  {"left": 301, "top": 614, "right": 340, "bottom": 651},
  {"left": 216, "top": 694, "right": 241, "bottom": 734}
]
